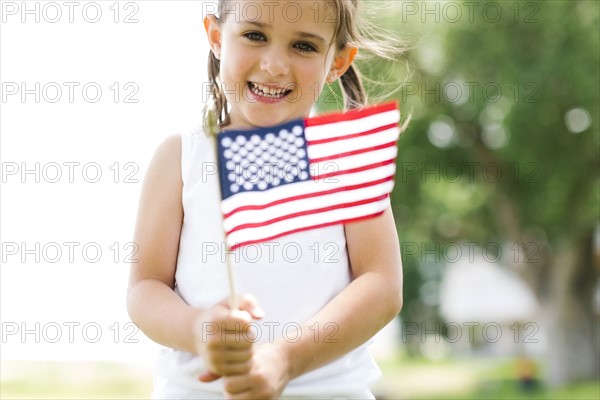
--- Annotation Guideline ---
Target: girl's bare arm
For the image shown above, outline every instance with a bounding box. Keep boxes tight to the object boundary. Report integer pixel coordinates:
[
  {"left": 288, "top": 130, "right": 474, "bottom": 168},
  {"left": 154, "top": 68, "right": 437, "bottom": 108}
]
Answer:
[
  {"left": 126, "top": 135, "right": 201, "bottom": 353},
  {"left": 126, "top": 135, "right": 260, "bottom": 380},
  {"left": 278, "top": 206, "right": 403, "bottom": 379}
]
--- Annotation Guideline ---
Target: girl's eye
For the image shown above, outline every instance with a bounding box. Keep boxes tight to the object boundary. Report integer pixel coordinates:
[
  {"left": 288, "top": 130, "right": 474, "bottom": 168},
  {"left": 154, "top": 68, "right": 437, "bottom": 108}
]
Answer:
[
  {"left": 243, "top": 31, "right": 266, "bottom": 42},
  {"left": 294, "top": 42, "right": 317, "bottom": 53}
]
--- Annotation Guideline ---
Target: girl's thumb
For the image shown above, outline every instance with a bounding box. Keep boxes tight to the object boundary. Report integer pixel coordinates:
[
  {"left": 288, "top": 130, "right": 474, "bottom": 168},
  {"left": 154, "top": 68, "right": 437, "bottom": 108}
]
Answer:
[{"left": 237, "top": 294, "right": 265, "bottom": 319}]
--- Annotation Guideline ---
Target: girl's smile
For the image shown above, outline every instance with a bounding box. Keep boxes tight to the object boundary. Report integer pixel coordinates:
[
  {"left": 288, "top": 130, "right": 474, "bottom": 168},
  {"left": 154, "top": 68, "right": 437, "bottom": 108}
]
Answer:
[{"left": 247, "top": 81, "right": 293, "bottom": 103}]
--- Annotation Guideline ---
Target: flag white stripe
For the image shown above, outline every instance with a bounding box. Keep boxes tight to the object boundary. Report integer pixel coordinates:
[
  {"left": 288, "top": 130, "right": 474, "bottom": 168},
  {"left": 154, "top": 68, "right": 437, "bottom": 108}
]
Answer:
[
  {"left": 221, "top": 163, "right": 396, "bottom": 214},
  {"left": 305, "top": 110, "right": 400, "bottom": 141},
  {"left": 311, "top": 146, "right": 398, "bottom": 179},
  {"left": 307, "top": 127, "right": 399, "bottom": 161},
  {"left": 227, "top": 198, "right": 390, "bottom": 247},
  {"left": 223, "top": 180, "right": 394, "bottom": 232}
]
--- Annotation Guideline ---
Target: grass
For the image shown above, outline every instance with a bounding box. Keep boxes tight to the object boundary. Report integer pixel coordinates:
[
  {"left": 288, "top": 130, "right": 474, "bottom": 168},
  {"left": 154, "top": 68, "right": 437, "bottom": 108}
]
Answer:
[
  {"left": 1, "top": 357, "right": 598, "bottom": 399},
  {"left": 372, "top": 352, "right": 600, "bottom": 400},
  {"left": 1, "top": 361, "right": 152, "bottom": 399}
]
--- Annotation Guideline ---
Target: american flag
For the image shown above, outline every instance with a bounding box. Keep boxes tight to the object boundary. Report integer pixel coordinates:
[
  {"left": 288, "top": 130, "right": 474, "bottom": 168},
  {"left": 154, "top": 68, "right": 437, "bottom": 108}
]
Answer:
[{"left": 217, "top": 101, "right": 400, "bottom": 249}]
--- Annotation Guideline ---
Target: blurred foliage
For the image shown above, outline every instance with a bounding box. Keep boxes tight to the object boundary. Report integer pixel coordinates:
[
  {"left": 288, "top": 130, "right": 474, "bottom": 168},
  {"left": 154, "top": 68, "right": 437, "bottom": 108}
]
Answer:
[
  {"left": 349, "top": 0, "right": 600, "bottom": 340},
  {"left": 394, "top": 0, "right": 599, "bottom": 238}
]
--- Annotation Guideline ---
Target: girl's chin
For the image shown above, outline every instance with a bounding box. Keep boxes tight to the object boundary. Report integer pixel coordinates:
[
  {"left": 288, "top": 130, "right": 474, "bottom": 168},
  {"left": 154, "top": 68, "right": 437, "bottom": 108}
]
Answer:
[
  {"left": 239, "top": 117, "right": 289, "bottom": 129},
  {"left": 232, "top": 109, "right": 307, "bottom": 129}
]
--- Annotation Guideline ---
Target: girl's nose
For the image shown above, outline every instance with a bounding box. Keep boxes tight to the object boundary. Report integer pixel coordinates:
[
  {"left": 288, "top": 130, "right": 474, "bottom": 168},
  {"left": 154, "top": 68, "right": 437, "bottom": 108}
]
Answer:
[{"left": 260, "top": 47, "right": 290, "bottom": 77}]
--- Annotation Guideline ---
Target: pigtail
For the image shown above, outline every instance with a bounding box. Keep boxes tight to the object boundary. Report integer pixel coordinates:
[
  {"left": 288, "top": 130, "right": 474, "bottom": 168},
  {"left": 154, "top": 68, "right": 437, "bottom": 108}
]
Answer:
[
  {"left": 203, "top": 49, "right": 230, "bottom": 136},
  {"left": 333, "top": 0, "right": 407, "bottom": 113},
  {"left": 339, "top": 64, "right": 367, "bottom": 110}
]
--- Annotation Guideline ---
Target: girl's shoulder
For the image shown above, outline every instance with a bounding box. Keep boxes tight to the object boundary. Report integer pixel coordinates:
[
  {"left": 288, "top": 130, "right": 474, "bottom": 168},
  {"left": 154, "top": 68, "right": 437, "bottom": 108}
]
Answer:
[
  {"left": 141, "top": 134, "right": 183, "bottom": 197},
  {"left": 151, "top": 128, "right": 210, "bottom": 178},
  {"left": 151, "top": 134, "right": 182, "bottom": 173},
  {"left": 159, "top": 133, "right": 182, "bottom": 152}
]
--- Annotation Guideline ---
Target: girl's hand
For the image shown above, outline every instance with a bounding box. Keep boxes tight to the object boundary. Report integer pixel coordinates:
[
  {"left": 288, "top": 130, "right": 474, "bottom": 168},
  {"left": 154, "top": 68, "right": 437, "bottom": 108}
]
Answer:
[
  {"left": 222, "top": 343, "right": 291, "bottom": 400},
  {"left": 194, "top": 294, "right": 265, "bottom": 382}
]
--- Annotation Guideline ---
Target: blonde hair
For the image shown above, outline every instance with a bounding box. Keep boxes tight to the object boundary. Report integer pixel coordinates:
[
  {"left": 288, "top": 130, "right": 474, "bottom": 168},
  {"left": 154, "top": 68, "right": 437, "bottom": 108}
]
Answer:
[{"left": 203, "top": 0, "right": 403, "bottom": 135}]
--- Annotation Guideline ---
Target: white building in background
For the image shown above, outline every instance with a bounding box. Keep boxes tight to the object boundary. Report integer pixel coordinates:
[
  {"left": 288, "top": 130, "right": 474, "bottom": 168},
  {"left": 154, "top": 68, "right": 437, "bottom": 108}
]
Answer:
[{"left": 437, "top": 254, "right": 544, "bottom": 358}]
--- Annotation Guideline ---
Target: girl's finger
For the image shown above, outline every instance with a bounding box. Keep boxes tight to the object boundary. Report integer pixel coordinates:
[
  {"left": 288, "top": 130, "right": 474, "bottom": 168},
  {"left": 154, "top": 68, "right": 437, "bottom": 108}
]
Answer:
[
  {"left": 220, "top": 332, "right": 256, "bottom": 348},
  {"left": 221, "top": 312, "right": 253, "bottom": 332},
  {"left": 216, "top": 359, "right": 253, "bottom": 376},
  {"left": 222, "top": 348, "right": 254, "bottom": 362},
  {"left": 223, "top": 374, "right": 252, "bottom": 395},
  {"left": 198, "top": 371, "right": 221, "bottom": 382},
  {"left": 236, "top": 294, "right": 265, "bottom": 319}
]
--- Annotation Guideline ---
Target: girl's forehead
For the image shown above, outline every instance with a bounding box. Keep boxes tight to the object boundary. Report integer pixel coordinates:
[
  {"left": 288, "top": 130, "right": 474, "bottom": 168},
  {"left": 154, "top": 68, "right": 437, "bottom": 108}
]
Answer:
[{"left": 221, "top": 0, "right": 337, "bottom": 31}]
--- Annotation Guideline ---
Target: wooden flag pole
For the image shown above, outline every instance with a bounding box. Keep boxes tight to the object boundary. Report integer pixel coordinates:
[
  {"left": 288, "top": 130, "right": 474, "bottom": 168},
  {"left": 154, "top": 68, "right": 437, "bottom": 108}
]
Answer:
[
  {"left": 224, "top": 250, "right": 239, "bottom": 310},
  {"left": 205, "top": 106, "right": 239, "bottom": 311}
]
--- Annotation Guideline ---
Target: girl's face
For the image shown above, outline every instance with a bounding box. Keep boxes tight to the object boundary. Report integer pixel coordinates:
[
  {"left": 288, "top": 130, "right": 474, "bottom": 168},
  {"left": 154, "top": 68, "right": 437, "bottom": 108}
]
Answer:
[{"left": 206, "top": 0, "right": 355, "bottom": 129}]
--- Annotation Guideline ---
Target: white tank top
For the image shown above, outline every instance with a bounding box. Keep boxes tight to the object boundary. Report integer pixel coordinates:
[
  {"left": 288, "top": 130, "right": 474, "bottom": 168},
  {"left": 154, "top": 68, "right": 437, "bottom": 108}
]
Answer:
[{"left": 152, "top": 129, "right": 381, "bottom": 396}]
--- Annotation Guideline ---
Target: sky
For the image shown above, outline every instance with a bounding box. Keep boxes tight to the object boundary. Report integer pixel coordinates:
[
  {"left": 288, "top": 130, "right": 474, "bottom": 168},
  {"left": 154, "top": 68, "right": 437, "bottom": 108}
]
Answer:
[{"left": 1, "top": 0, "right": 212, "bottom": 362}]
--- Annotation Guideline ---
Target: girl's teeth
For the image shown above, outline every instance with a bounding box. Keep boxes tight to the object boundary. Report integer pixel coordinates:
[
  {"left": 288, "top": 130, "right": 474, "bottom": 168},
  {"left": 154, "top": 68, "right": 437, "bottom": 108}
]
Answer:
[{"left": 251, "top": 82, "right": 288, "bottom": 98}]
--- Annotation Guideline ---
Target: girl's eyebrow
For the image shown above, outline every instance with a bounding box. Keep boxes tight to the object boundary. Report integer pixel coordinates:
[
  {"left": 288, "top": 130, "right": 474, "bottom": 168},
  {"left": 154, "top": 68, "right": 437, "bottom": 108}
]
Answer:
[
  {"left": 242, "top": 20, "right": 326, "bottom": 45},
  {"left": 296, "top": 31, "right": 326, "bottom": 45}
]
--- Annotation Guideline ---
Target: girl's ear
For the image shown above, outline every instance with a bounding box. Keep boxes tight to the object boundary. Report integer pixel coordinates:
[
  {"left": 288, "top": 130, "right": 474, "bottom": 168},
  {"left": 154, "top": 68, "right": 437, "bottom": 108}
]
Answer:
[
  {"left": 327, "top": 46, "right": 358, "bottom": 83},
  {"left": 204, "top": 15, "right": 222, "bottom": 60}
]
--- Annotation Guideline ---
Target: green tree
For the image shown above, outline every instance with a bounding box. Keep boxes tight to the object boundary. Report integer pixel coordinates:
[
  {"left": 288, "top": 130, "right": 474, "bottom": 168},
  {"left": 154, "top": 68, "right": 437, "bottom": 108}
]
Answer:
[{"left": 378, "top": 0, "right": 598, "bottom": 385}]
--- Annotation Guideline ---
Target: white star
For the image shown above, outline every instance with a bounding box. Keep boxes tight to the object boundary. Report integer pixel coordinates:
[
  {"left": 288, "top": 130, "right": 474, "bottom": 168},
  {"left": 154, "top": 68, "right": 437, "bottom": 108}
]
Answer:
[{"left": 221, "top": 137, "right": 232, "bottom": 147}]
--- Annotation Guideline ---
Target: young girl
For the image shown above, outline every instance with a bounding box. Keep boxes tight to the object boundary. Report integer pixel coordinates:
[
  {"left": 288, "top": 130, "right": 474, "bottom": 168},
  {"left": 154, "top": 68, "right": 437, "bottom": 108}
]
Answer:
[{"left": 127, "top": 0, "right": 403, "bottom": 398}]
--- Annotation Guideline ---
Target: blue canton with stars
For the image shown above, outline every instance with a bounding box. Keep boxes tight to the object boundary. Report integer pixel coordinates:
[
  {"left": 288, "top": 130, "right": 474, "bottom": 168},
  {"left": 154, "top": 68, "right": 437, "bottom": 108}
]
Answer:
[{"left": 217, "top": 119, "right": 312, "bottom": 200}]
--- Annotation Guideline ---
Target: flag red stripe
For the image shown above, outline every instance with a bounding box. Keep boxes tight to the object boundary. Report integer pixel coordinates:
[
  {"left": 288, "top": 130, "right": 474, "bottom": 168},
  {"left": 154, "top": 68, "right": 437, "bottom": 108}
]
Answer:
[
  {"left": 224, "top": 176, "right": 393, "bottom": 218},
  {"left": 226, "top": 194, "right": 389, "bottom": 235},
  {"left": 310, "top": 141, "right": 397, "bottom": 164},
  {"left": 229, "top": 211, "right": 386, "bottom": 250},
  {"left": 305, "top": 101, "right": 398, "bottom": 127},
  {"left": 306, "top": 122, "right": 398, "bottom": 146}
]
